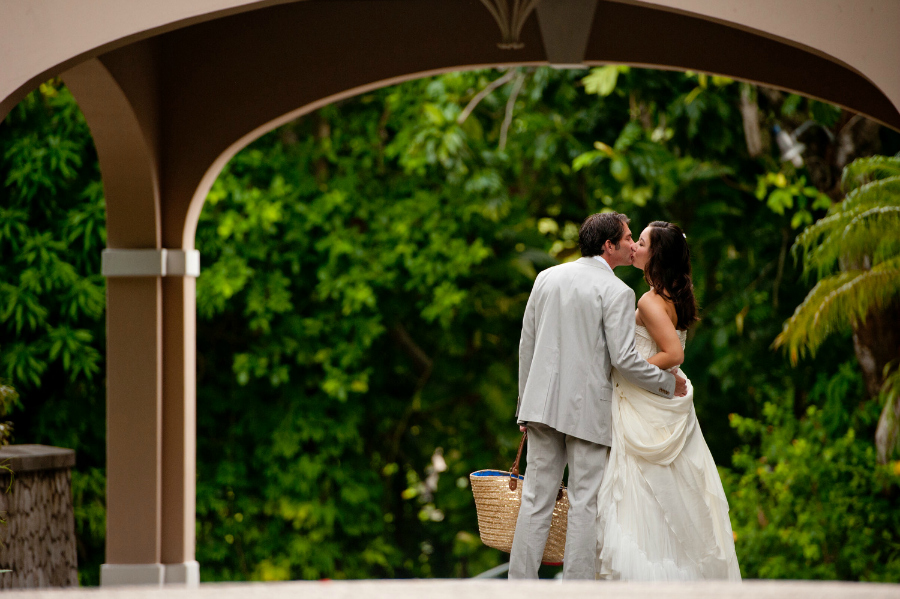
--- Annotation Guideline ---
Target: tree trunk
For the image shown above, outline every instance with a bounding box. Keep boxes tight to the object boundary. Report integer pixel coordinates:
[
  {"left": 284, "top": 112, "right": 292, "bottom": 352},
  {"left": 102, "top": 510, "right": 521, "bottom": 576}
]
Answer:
[
  {"left": 740, "top": 84, "right": 763, "bottom": 158},
  {"left": 876, "top": 391, "right": 900, "bottom": 464},
  {"left": 852, "top": 300, "right": 900, "bottom": 463},
  {"left": 851, "top": 301, "right": 900, "bottom": 399},
  {"left": 819, "top": 114, "right": 900, "bottom": 461}
]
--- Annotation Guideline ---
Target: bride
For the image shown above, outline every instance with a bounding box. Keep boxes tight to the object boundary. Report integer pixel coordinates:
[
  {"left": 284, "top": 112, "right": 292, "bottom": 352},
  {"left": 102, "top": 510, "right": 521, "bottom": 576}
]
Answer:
[{"left": 595, "top": 221, "right": 741, "bottom": 581}]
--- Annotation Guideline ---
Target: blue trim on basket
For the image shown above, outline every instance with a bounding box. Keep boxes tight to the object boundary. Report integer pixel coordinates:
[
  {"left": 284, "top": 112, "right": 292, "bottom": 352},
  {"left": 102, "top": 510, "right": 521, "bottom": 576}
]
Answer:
[{"left": 471, "top": 470, "right": 523, "bottom": 480}]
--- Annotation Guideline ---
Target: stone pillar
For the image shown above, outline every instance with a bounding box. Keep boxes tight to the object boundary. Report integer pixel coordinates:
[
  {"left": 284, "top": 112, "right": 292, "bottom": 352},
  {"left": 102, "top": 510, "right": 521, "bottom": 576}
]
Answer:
[
  {"left": 101, "top": 274, "right": 165, "bottom": 586},
  {"left": 98, "top": 250, "right": 200, "bottom": 587},
  {"left": 0, "top": 445, "right": 78, "bottom": 589},
  {"left": 161, "top": 274, "right": 199, "bottom": 584},
  {"left": 64, "top": 55, "right": 201, "bottom": 587}
]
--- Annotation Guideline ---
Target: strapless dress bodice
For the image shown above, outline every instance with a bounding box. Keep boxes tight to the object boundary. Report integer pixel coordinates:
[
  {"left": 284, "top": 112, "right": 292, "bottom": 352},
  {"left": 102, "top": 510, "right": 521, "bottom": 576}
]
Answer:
[{"left": 635, "top": 324, "right": 687, "bottom": 361}]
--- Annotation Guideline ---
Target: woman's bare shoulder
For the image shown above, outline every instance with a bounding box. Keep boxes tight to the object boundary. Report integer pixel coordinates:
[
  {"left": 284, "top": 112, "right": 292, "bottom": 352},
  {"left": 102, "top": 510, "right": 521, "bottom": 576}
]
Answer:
[
  {"left": 638, "top": 289, "right": 666, "bottom": 309},
  {"left": 637, "top": 289, "right": 677, "bottom": 326}
]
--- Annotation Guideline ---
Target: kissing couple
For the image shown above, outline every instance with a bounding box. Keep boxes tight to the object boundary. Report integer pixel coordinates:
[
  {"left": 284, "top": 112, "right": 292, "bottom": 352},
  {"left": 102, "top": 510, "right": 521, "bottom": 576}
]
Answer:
[{"left": 510, "top": 212, "right": 741, "bottom": 581}]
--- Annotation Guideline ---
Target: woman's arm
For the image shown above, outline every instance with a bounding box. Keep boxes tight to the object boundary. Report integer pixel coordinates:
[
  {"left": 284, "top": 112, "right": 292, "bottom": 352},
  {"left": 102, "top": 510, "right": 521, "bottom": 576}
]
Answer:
[
  {"left": 604, "top": 286, "right": 676, "bottom": 398},
  {"left": 637, "top": 292, "right": 684, "bottom": 371}
]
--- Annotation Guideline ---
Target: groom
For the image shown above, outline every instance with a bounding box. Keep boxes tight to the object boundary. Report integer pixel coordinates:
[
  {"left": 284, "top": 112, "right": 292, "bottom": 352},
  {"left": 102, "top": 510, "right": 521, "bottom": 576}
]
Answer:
[{"left": 509, "top": 212, "right": 687, "bottom": 579}]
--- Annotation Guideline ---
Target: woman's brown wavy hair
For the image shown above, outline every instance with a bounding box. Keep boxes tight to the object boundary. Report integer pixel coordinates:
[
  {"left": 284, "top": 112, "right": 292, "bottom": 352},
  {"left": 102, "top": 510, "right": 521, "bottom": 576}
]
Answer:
[{"left": 644, "top": 221, "right": 699, "bottom": 331}]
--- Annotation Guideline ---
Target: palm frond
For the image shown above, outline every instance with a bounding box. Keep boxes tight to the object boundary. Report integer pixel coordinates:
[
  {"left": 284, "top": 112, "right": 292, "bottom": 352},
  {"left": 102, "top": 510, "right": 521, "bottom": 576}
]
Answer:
[
  {"left": 841, "top": 155, "right": 900, "bottom": 193},
  {"left": 792, "top": 175, "right": 900, "bottom": 277},
  {"left": 798, "top": 206, "right": 900, "bottom": 277},
  {"left": 840, "top": 176, "right": 900, "bottom": 213},
  {"left": 774, "top": 256, "right": 900, "bottom": 363},
  {"left": 786, "top": 154, "right": 900, "bottom": 461},
  {"left": 840, "top": 206, "right": 900, "bottom": 262},
  {"left": 795, "top": 177, "right": 900, "bottom": 248}
]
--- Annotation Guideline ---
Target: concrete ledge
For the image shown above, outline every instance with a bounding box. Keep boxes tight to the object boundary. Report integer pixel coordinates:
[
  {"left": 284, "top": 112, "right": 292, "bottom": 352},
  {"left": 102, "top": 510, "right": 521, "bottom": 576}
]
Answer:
[
  {"left": 100, "top": 563, "right": 164, "bottom": 587},
  {"left": 3, "top": 579, "right": 900, "bottom": 598},
  {"left": 0, "top": 444, "right": 75, "bottom": 472},
  {"left": 101, "top": 562, "right": 200, "bottom": 587},
  {"left": 164, "top": 561, "right": 201, "bottom": 586}
]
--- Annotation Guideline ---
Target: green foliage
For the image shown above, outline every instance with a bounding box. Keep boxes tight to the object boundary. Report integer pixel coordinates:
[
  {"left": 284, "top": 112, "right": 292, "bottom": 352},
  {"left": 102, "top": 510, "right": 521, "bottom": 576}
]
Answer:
[
  {"left": 193, "top": 72, "right": 546, "bottom": 580},
  {"left": 755, "top": 172, "right": 832, "bottom": 230},
  {"left": 0, "top": 381, "right": 19, "bottom": 446},
  {"left": 3, "top": 68, "right": 900, "bottom": 584},
  {"left": 0, "top": 80, "right": 107, "bottom": 584},
  {"left": 726, "top": 364, "right": 900, "bottom": 580},
  {"left": 581, "top": 66, "right": 629, "bottom": 97},
  {"left": 192, "top": 66, "right": 861, "bottom": 580},
  {"left": 775, "top": 155, "right": 900, "bottom": 363},
  {"left": 0, "top": 81, "right": 105, "bottom": 385}
]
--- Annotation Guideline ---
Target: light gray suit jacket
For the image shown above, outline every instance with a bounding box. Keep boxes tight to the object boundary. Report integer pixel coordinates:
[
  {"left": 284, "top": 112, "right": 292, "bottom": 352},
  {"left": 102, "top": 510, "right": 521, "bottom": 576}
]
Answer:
[{"left": 516, "top": 257, "right": 676, "bottom": 446}]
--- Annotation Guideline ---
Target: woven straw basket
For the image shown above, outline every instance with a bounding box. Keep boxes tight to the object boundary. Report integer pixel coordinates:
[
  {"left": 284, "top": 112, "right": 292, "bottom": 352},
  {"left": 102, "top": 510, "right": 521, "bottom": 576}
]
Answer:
[{"left": 470, "top": 431, "right": 569, "bottom": 565}]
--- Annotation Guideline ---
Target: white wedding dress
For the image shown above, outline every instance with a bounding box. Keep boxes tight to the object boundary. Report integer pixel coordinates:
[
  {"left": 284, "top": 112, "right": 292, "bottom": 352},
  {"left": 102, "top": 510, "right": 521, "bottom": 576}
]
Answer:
[{"left": 595, "top": 325, "right": 741, "bottom": 581}]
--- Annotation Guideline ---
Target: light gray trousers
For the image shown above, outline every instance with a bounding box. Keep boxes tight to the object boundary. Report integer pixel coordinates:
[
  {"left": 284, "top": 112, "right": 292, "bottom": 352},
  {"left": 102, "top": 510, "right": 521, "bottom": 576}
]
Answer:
[{"left": 508, "top": 422, "right": 609, "bottom": 580}]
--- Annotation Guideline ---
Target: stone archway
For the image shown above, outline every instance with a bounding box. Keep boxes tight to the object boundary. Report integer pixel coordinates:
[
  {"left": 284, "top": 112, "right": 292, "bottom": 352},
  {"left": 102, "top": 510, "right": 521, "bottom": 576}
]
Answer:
[{"left": 3, "top": 0, "right": 899, "bottom": 586}]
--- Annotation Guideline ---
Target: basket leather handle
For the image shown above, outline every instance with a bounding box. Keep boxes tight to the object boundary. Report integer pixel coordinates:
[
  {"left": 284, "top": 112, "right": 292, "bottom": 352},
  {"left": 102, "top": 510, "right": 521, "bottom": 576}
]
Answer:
[
  {"left": 509, "top": 430, "right": 527, "bottom": 491},
  {"left": 508, "top": 429, "right": 565, "bottom": 501}
]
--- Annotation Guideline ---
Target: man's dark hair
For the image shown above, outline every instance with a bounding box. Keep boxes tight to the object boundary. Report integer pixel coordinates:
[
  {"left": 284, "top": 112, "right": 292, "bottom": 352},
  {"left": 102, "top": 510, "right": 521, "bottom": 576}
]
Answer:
[{"left": 578, "top": 212, "right": 630, "bottom": 257}]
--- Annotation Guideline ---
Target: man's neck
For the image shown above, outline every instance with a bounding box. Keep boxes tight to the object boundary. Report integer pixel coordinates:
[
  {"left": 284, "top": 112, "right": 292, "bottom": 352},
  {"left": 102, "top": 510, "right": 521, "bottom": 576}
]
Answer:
[{"left": 592, "top": 254, "right": 616, "bottom": 271}]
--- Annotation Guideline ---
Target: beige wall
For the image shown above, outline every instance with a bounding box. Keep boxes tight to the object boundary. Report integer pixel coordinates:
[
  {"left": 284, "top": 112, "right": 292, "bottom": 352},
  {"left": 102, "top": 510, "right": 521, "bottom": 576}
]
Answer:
[
  {"left": 638, "top": 0, "right": 900, "bottom": 112},
  {"left": 0, "top": 0, "right": 292, "bottom": 117},
  {"left": 3, "top": 0, "right": 900, "bottom": 121}
]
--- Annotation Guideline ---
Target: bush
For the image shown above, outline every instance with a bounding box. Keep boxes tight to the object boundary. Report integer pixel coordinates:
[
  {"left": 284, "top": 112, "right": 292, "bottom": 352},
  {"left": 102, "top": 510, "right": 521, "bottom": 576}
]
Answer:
[{"left": 726, "top": 363, "right": 900, "bottom": 580}]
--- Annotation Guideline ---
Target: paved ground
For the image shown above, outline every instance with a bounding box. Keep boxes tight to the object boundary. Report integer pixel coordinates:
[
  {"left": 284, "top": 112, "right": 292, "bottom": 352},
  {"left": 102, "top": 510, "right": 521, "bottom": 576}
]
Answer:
[{"left": 2, "top": 580, "right": 900, "bottom": 599}]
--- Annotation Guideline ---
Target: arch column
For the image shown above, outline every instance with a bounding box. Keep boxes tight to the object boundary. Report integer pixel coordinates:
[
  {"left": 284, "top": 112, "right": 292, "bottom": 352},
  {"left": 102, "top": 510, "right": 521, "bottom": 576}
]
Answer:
[
  {"left": 160, "top": 270, "right": 199, "bottom": 583},
  {"left": 62, "top": 50, "right": 199, "bottom": 587}
]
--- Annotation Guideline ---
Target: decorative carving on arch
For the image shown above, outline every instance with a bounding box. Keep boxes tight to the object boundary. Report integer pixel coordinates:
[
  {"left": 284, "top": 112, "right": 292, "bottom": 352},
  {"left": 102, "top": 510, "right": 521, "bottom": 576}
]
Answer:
[{"left": 478, "top": 0, "right": 543, "bottom": 49}]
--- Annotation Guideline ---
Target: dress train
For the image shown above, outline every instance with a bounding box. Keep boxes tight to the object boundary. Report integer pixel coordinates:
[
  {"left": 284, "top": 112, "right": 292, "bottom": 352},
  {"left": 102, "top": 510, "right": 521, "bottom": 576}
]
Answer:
[{"left": 595, "top": 325, "right": 741, "bottom": 581}]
